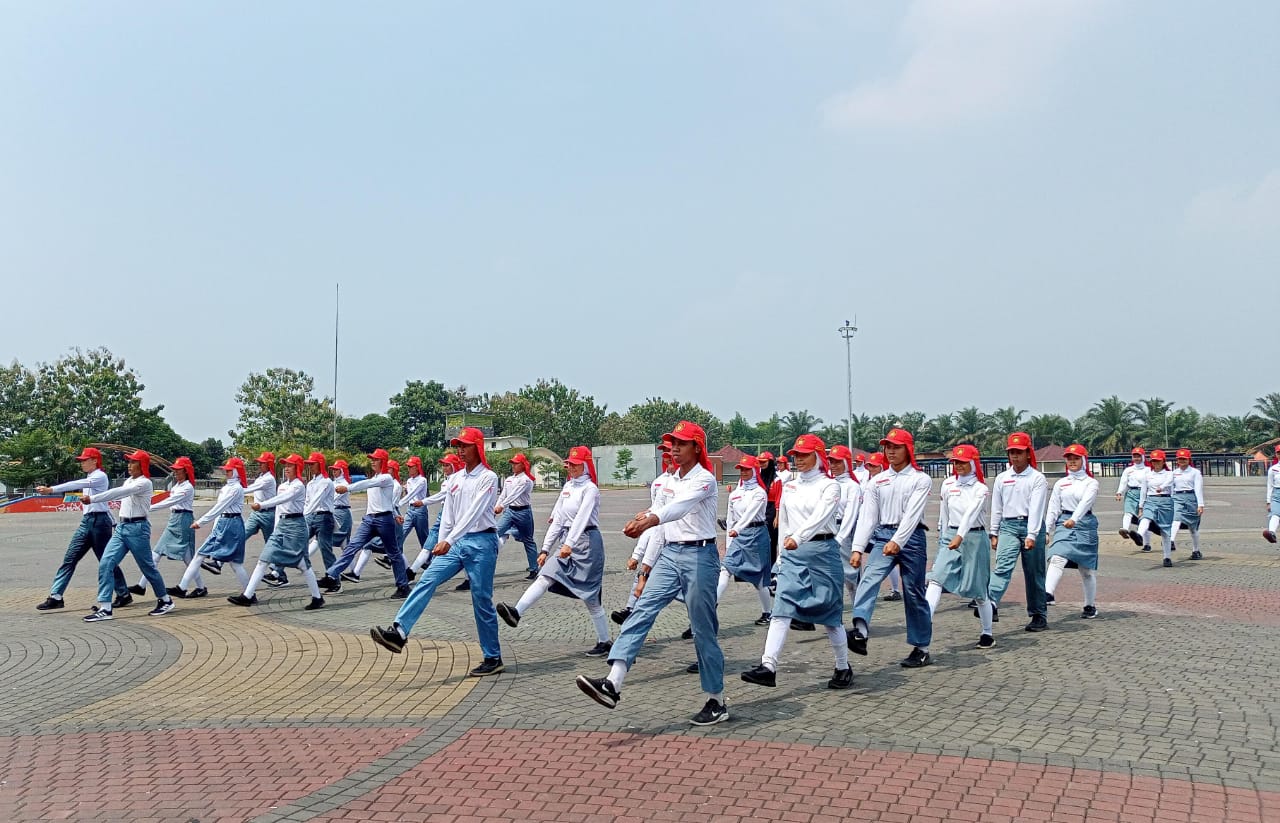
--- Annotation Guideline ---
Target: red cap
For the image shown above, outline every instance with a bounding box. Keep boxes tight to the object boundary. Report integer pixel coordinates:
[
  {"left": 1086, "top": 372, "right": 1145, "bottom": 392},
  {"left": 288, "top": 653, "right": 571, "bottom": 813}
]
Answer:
[
  {"left": 1005, "top": 432, "right": 1038, "bottom": 469},
  {"left": 171, "top": 456, "right": 196, "bottom": 483},
  {"left": 1132, "top": 447, "right": 1146, "bottom": 456},
  {"left": 280, "top": 453, "right": 305, "bottom": 478},
  {"left": 406, "top": 455, "right": 424, "bottom": 474},
  {"left": 660, "top": 450, "right": 675, "bottom": 472},
  {"left": 304, "top": 451, "right": 328, "bottom": 477},
  {"left": 124, "top": 449, "right": 151, "bottom": 476},
  {"left": 1175, "top": 448, "right": 1192, "bottom": 460},
  {"left": 950, "top": 444, "right": 985, "bottom": 483},
  {"left": 758, "top": 451, "right": 775, "bottom": 461},
  {"left": 662, "top": 421, "right": 712, "bottom": 473},
  {"left": 387, "top": 459, "right": 401, "bottom": 481},
  {"left": 439, "top": 453, "right": 465, "bottom": 471},
  {"left": 879, "top": 428, "right": 920, "bottom": 470},
  {"left": 221, "top": 456, "right": 248, "bottom": 486},
  {"left": 565, "top": 445, "right": 597, "bottom": 485},
  {"left": 851, "top": 451, "right": 867, "bottom": 465},
  {"left": 1149, "top": 449, "right": 1167, "bottom": 462},
  {"left": 450, "top": 427, "right": 490, "bottom": 469},
  {"left": 786, "top": 433, "right": 830, "bottom": 476},
  {"left": 329, "top": 459, "right": 350, "bottom": 482},
  {"left": 255, "top": 451, "right": 276, "bottom": 474},
  {"left": 367, "top": 448, "right": 391, "bottom": 474},
  {"left": 735, "top": 454, "right": 763, "bottom": 488},
  {"left": 1064, "top": 443, "right": 1092, "bottom": 476},
  {"left": 865, "top": 452, "right": 889, "bottom": 470},
  {"left": 778, "top": 456, "right": 789, "bottom": 468},
  {"left": 828, "top": 444, "right": 854, "bottom": 461},
  {"left": 510, "top": 453, "right": 535, "bottom": 481},
  {"left": 73, "top": 447, "right": 103, "bottom": 469}
]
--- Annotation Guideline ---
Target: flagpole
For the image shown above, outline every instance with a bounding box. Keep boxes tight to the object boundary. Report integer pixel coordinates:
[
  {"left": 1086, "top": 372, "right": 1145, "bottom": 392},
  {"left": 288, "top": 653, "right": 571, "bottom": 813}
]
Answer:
[{"left": 333, "top": 283, "right": 340, "bottom": 450}]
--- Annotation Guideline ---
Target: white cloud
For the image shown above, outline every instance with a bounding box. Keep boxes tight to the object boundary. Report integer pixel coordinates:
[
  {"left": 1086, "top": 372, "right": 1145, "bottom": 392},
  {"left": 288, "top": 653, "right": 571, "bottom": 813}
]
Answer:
[
  {"left": 821, "top": 0, "right": 1101, "bottom": 129},
  {"left": 1185, "top": 169, "right": 1280, "bottom": 232}
]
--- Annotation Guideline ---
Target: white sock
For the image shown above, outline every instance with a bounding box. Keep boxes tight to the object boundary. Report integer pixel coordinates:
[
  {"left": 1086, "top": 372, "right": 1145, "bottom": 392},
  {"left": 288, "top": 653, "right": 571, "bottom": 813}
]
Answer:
[
  {"left": 244, "top": 562, "right": 268, "bottom": 596},
  {"left": 1192, "top": 529, "right": 1201, "bottom": 553},
  {"left": 977, "top": 600, "right": 994, "bottom": 635},
  {"left": 352, "top": 549, "right": 372, "bottom": 576},
  {"left": 308, "top": 538, "right": 318, "bottom": 557},
  {"left": 1046, "top": 556, "right": 1067, "bottom": 595},
  {"left": 1081, "top": 569, "right": 1097, "bottom": 606},
  {"left": 757, "top": 584, "right": 773, "bottom": 613},
  {"left": 925, "top": 582, "right": 942, "bottom": 616},
  {"left": 708, "top": 692, "right": 725, "bottom": 704},
  {"left": 608, "top": 661, "right": 628, "bottom": 691},
  {"left": 1121, "top": 513, "right": 1134, "bottom": 531},
  {"left": 716, "top": 568, "right": 730, "bottom": 602},
  {"left": 303, "top": 567, "right": 322, "bottom": 599},
  {"left": 586, "top": 602, "right": 610, "bottom": 643},
  {"left": 515, "top": 576, "right": 554, "bottom": 615},
  {"left": 1270, "top": 516, "right": 1280, "bottom": 534},
  {"left": 1169, "top": 521, "right": 1182, "bottom": 546},
  {"left": 761, "top": 616, "right": 790, "bottom": 671},
  {"left": 853, "top": 617, "right": 868, "bottom": 637},
  {"left": 179, "top": 555, "right": 203, "bottom": 590},
  {"left": 410, "top": 549, "right": 431, "bottom": 573},
  {"left": 1162, "top": 534, "right": 1173, "bottom": 560},
  {"left": 1137, "top": 519, "right": 1151, "bottom": 538},
  {"left": 826, "top": 624, "right": 849, "bottom": 669},
  {"left": 230, "top": 562, "right": 250, "bottom": 589},
  {"left": 192, "top": 569, "right": 205, "bottom": 590}
]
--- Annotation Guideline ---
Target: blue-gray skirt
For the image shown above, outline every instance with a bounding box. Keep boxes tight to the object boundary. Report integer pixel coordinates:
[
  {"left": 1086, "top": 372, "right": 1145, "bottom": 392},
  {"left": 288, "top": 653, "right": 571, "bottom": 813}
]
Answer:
[
  {"left": 927, "top": 527, "right": 991, "bottom": 601},
  {"left": 154, "top": 510, "right": 196, "bottom": 562},
  {"left": 1143, "top": 495, "right": 1174, "bottom": 532},
  {"left": 541, "top": 527, "right": 605, "bottom": 603},
  {"left": 259, "top": 515, "right": 311, "bottom": 569},
  {"left": 1123, "top": 487, "right": 1142, "bottom": 517},
  {"left": 1049, "top": 512, "right": 1099, "bottom": 570},
  {"left": 1270, "top": 488, "right": 1280, "bottom": 518},
  {"left": 333, "top": 507, "right": 353, "bottom": 545},
  {"left": 722, "top": 525, "right": 772, "bottom": 587},
  {"left": 771, "top": 536, "right": 843, "bottom": 627},
  {"left": 1174, "top": 492, "right": 1201, "bottom": 530},
  {"left": 197, "top": 515, "right": 246, "bottom": 563}
]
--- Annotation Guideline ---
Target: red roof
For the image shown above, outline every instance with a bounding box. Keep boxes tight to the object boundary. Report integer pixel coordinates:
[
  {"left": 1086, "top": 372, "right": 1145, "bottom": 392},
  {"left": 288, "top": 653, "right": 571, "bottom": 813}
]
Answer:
[
  {"left": 711, "top": 445, "right": 748, "bottom": 465},
  {"left": 1036, "top": 444, "right": 1067, "bottom": 461}
]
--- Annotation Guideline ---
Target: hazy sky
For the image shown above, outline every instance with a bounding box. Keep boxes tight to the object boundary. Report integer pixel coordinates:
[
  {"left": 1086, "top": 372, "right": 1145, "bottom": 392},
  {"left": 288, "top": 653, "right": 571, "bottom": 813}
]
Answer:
[{"left": 3, "top": 1, "right": 1277, "bottom": 442}]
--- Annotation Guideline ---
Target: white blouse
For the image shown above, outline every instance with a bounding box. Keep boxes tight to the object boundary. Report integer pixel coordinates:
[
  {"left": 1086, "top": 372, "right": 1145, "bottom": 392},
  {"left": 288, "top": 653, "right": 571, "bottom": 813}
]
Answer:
[
  {"left": 938, "top": 475, "right": 989, "bottom": 538},
  {"left": 543, "top": 475, "right": 600, "bottom": 551},
  {"left": 726, "top": 480, "right": 767, "bottom": 532},
  {"left": 197, "top": 479, "right": 246, "bottom": 525},
  {"left": 1140, "top": 468, "right": 1174, "bottom": 506},
  {"left": 834, "top": 475, "right": 863, "bottom": 548},
  {"left": 305, "top": 475, "right": 335, "bottom": 516},
  {"left": 256, "top": 478, "right": 305, "bottom": 515},
  {"left": 1171, "top": 466, "right": 1204, "bottom": 507},
  {"left": 151, "top": 480, "right": 194, "bottom": 512},
  {"left": 778, "top": 467, "right": 841, "bottom": 545},
  {"left": 1043, "top": 472, "right": 1099, "bottom": 531}
]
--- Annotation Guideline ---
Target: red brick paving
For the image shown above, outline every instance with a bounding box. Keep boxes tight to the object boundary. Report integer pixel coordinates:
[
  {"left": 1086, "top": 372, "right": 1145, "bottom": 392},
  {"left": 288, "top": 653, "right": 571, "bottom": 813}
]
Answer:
[
  {"left": 1089, "top": 578, "right": 1280, "bottom": 625},
  {"left": 0, "top": 727, "right": 419, "bottom": 822},
  {"left": 313, "top": 729, "right": 1280, "bottom": 823}
]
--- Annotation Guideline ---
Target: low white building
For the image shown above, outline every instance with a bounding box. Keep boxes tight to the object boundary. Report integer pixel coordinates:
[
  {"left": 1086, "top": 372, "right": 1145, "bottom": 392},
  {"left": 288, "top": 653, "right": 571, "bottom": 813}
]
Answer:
[{"left": 485, "top": 435, "right": 529, "bottom": 452}]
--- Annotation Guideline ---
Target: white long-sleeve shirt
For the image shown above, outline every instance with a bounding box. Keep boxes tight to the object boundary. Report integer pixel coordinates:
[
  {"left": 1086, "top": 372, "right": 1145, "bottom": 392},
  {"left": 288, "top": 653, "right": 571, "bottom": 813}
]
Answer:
[
  {"left": 632, "top": 471, "right": 674, "bottom": 563},
  {"left": 852, "top": 466, "right": 870, "bottom": 485},
  {"left": 938, "top": 474, "right": 989, "bottom": 539},
  {"left": 1172, "top": 466, "right": 1204, "bottom": 507},
  {"left": 1266, "top": 463, "right": 1280, "bottom": 503},
  {"left": 1044, "top": 471, "right": 1099, "bottom": 531},
  {"left": 497, "top": 473, "right": 533, "bottom": 508},
  {"left": 989, "top": 465, "right": 1049, "bottom": 533},
  {"left": 726, "top": 480, "right": 767, "bottom": 533},
  {"left": 89, "top": 475, "right": 154, "bottom": 520},
  {"left": 439, "top": 463, "right": 498, "bottom": 545},
  {"left": 196, "top": 479, "right": 246, "bottom": 525},
  {"left": 651, "top": 463, "right": 719, "bottom": 544},
  {"left": 244, "top": 473, "right": 278, "bottom": 507},
  {"left": 834, "top": 475, "right": 863, "bottom": 549},
  {"left": 346, "top": 472, "right": 397, "bottom": 515},
  {"left": 1116, "top": 463, "right": 1148, "bottom": 494},
  {"left": 151, "top": 480, "right": 194, "bottom": 512},
  {"left": 255, "top": 477, "right": 305, "bottom": 515},
  {"left": 779, "top": 467, "right": 841, "bottom": 545},
  {"left": 397, "top": 475, "right": 428, "bottom": 512},
  {"left": 305, "top": 476, "right": 335, "bottom": 516},
  {"left": 1139, "top": 468, "right": 1174, "bottom": 507},
  {"left": 543, "top": 475, "right": 600, "bottom": 552},
  {"left": 851, "top": 464, "right": 932, "bottom": 553},
  {"left": 51, "top": 469, "right": 112, "bottom": 516}
]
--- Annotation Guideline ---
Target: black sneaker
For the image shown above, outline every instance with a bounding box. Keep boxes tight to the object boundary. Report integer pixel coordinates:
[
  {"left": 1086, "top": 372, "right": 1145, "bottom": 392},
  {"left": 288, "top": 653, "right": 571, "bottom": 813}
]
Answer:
[
  {"left": 965, "top": 599, "right": 977, "bottom": 608},
  {"left": 83, "top": 607, "right": 113, "bottom": 622},
  {"left": 200, "top": 559, "right": 222, "bottom": 574},
  {"left": 226, "top": 594, "right": 257, "bottom": 606},
  {"left": 319, "top": 576, "right": 342, "bottom": 593},
  {"left": 36, "top": 597, "right": 64, "bottom": 611},
  {"left": 1025, "top": 615, "right": 1048, "bottom": 632},
  {"left": 264, "top": 574, "right": 289, "bottom": 588},
  {"left": 976, "top": 634, "right": 995, "bottom": 649},
  {"left": 1045, "top": 592, "right": 1055, "bottom": 604},
  {"left": 610, "top": 607, "right": 632, "bottom": 626},
  {"left": 585, "top": 641, "right": 612, "bottom": 657},
  {"left": 900, "top": 648, "right": 932, "bottom": 668},
  {"left": 883, "top": 591, "right": 903, "bottom": 602},
  {"left": 753, "top": 612, "right": 772, "bottom": 626},
  {"left": 392, "top": 584, "right": 411, "bottom": 599},
  {"left": 681, "top": 626, "right": 694, "bottom": 640},
  {"left": 690, "top": 699, "right": 729, "bottom": 726},
  {"left": 455, "top": 579, "right": 471, "bottom": 592},
  {"left": 576, "top": 675, "right": 619, "bottom": 709},
  {"left": 168, "top": 586, "right": 193, "bottom": 599},
  {"left": 496, "top": 602, "right": 521, "bottom": 628},
  {"left": 1142, "top": 545, "right": 1152, "bottom": 552},
  {"left": 685, "top": 661, "right": 699, "bottom": 674},
  {"left": 1118, "top": 529, "right": 1131, "bottom": 539},
  {"left": 791, "top": 620, "right": 816, "bottom": 631},
  {"left": 370, "top": 625, "right": 405, "bottom": 653},
  {"left": 148, "top": 599, "right": 175, "bottom": 616},
  {"left": 340, "top": 571, "right": 361, "bottom": 583},
  {"left": 1082, "top": 605, "right": 1098, "bottom": 619},
  {"left": 525, "top": 570, "right": 539, "bottom": 581},
  {"left": 1171, "top": 542, "right": 1177, "bottom": 552},
  {"left": 1190, "top": 550, "right": 1203, "bottom": 560},
  {"left": 375, "top": 555, "right": 393, "bottom": 569},
  {"left": 1163, "top": 558, "right": 1173, "bottom": 568},
  {"left": 847, "top": 631, "right": 868, "bottom": 656},
  {"left": 112, "top": 593, "right": 134, "bottom": 609},
  {"left": 1129, "top": 531, "right": 1145, "bottom": 548},
  {"left": 828, "top": 667, "right": 854, "bottom": 690},
  {"left": 740, "top": 664, "right": 776, "bottom": 688},
  {"left": 304, "top": 596, "right": 325, "bottom": 610},
  {"left": 971, "top": 604, "right": 999, "bottom": 622},
  {"left": 406, "top": 569, "right": 416, "bottom": 582},
  {"left": 190, "top": 588, "right": 208, "bottom": 598},
  {"left": 128, "top": 584, "right": 147, "bottom": 595},
  {"left": 469, "top": 657, "right": 504, "bottom": 677},
  {"left": 1265, "top": 530, "right": 1278, "bottom": 544}
]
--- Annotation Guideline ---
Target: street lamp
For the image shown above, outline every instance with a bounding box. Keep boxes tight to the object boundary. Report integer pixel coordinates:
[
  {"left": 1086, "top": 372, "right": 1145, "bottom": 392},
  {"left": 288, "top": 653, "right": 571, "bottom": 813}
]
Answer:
[{"left": 838, "top": 319, "right": 858, "bottom": 451}]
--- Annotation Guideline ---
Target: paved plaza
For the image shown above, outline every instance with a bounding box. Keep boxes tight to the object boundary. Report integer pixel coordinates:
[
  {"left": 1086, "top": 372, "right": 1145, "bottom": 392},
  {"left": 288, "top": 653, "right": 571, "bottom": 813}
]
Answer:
[{"left": 2, "top": 478, "right": 1279, "bottom": 822}]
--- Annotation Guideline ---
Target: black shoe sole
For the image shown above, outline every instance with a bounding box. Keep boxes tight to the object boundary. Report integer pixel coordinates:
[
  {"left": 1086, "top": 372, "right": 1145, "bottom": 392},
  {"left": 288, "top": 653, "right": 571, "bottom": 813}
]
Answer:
[
  {"left": 469, "top": 665, "right": 505, "bottom": 677},
  {"left": 496, "top": 603, "right": 520, "bottom": 628},
  {"left": 369, "top": 628, "right": 404, "bottom": 654},
  {"left": 847, "top": 635, "right": 868, "bottom": 656},
  {"left": 575, "top": 675, "right": 618, "bottom": 709},
  {"left": 740, "top": 671, "right": 776, "bottom": 688},
  {"left": 690, "top": 709, "right": 729, "bottom": 727}
]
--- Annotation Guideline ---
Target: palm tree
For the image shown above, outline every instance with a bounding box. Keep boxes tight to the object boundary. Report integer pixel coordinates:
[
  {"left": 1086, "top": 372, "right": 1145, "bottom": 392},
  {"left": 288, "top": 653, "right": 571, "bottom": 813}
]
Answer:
[
  {"left": 781, "top": 410, "right": 822, "bottom": 444},
  {"left": 1202, "top": 414, "right": 1264, "bottom": 452},
  {"left": 953, "top": 406, "right": 992, "bottom": 446},
  {"left": 1254, "top": 393, "right": 1280, "bottom": 437},
  {"left": 990, "top": 406, "right": 1027, "bottom": 436},
  {"left": 920, "top": 414, "right": 956, "bottom": 452},
  {"left": 1083, "top": 396, "right": 1140, "bottom": 453},
  {"left": 1025, "top": 414, "right": 1075, "bottom": 449},
  {"left": 1132, "top": 397, "right": 1174, "bottom": 447}
]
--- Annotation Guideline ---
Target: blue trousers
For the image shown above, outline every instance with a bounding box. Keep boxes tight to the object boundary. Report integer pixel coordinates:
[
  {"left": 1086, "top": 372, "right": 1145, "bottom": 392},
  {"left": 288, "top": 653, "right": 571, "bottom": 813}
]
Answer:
[
  {"left": 98, "top": 520, "right": 165, "bottom": 605},
  {"left": 332, "top": 507, "right": 352, "bottom": 548},
  {"left": 609, "top": 541, "right": 724, "bottom": 695},
  {"left": 401, "top": 506, "right": 432, "bottom": 551},
  {"left": 850, "top": 525, "right": 932, "bottom": 648},
  {"left": 307, "top": 511, "right": 337, "bottom": 569},
  {"left": 329, "top": 512, "right": 406, "bottom": 586},
  {"left": 988, "top": 519, "right": 1048, "bottom": 618},
  {"left": 395, "top": 532, "right": 501, "bottom": 660},
  {"left": 244, "top": 508, "right": 275, "bottom": 543},
  {"left": 51, "top": 512, "right": 127, "bottom": 599},
  {"left": 497, "top": 506, "right": 539, "bottom": 572}
]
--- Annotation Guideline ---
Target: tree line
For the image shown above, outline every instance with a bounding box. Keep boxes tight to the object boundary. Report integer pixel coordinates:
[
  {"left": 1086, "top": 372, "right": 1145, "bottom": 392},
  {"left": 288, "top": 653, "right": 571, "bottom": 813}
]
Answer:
[{"left": 3, "top": 348, "right": 1278, "bottom": 486}]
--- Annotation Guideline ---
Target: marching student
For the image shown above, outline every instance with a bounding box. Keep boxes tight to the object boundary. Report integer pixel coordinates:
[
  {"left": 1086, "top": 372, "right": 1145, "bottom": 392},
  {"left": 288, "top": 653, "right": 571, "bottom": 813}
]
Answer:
[
  {"left": 575, "top": 421, "right": 728, "bottom": 726},
  {"left": 319, "top": 449, "right": 410, "bottom": 597},
  {"left": 496, "top": 453, "right": 540, "bottom": 580},
  {"left": 759, "top": 451, "right": 782, "bottom": 562},
  {"left": 496, "top": 446, "right": 611, "bottom": 657},
  {"left": 329, "top": 460, "right": 353, "bottom": 553},
  {"left": 82, "top": 451, "right": 175, "bottom": 622},
  {"left": 1134, "top": 450, "right": 1176, "bottom": 565},
  {"left": 1264, "top": 445, "right": 1280, "bottom": 544},
  {"left": 350, "top": 459, "right": 407, "bottom": 582},
  {"left": 206, "top": 452, "right": 276, "bottom": 579},
  {"left": 1115, "top": 448, "right": 1149, "bottom": 547},
  {"left": 848, "top": 428, "right": 934, "bottom": 668},
  {"left": 612, "top": 446, "right": 674, "bottom": 625},
  {"left": 1170, "top": 449, "right": 1205, "bottom": 560},
  {"left": 34, "top": 446, "right": 132, "bottom": 611},
  {"left": 1044, "top": 444, "right": 1101, "bottom": 617},
  {"left": 172, "top": 458, "right": 251, "bottom": 597},
  {"left": 741, "top": 434, "right": 853, "bottom": 691},
  {"left": 368, "top": 427, "right": 505, "bottom": 678},
  {"left": 717, "top": 454, "right": 773, "bottom": 626},
  {"left": 130, "top": 456, "right": 198, "bottom": 597},
  {"left": 776, "top": 456, "right": 793, "bottom": 485},
  {"left": 302, "top": 452, "right": 336, "bottom": 570},
  {"left": 351, "top": 458, "right": 424, "bottom": 584},
  {"left": 402, "top": 454, "right": 464, "bottom": 575},
  {"left": 859, "top": 452, "right": 902, "bottom": 602},
  {"left": 927, "top": 445, "right": 995, "bottom": 647},
  {"left": 987, "top": 433, "right": 1049, "bottom": 633},
  {"left": 828, "top": 445, "right": 864, "bottom": 618},
  {"left": 851, "top": 452, "right": 870, "bottom": 485},
  {"left": 228, "top": 454, "right": 325, "bottom": 609}
]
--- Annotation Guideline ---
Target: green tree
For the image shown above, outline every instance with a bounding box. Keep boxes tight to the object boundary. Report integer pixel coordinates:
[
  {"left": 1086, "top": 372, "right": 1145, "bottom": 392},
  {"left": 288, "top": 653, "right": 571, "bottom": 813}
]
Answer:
[
  {"left": 989, "top": 406, "right": 1027, "bottom": 439},
  {"left": 597, "top": 411, "right": 646, "bottom": 445},
  {"left": 0, "top": 361, "right": 37, "bottom": 439},
  {"left": 780, "top": 410, "right": 822, "bottom": 444},
  {"left": 1082, "top": 396, "right": 1139, "bottom": 453},
  {"left": 0, "top": 429, "right": 76, "bottom": 487},
  {"left": 1253, "top": 393, "right": 1280, "bottom": 437},
  {"left": 952, "top": 407, "right": 992, "bottom": 447},
  {"left": 612, "top": 398, "right": 727, "bottom": 450},
  {"left": 1165, "top": 407, "right": 1201, "bottom": 449},
  {"left": 33, "top": 347, "right": 147, "bottom": 443},
  {"left": 753, "top": 413, "right": 785, "bottom": 450},
  {"left": 920, "top": 413, "right": 957, "bottom": 452},
  {"left": 490, "top": 378, "right": 607, "bottom": 457},
  {"left": 387, "top": 380, "right": 452, "bottom": 448},
  {"left": 613, "top": 447, "right": 638, "bottom": 484},
  {"left": 197, "top": 437, "right": 227, "bottom": 477},
  {"left": 120, "top": 406, "right": 200, "bottom": 469},
  {"left": 1133, "top": 397, "right": 1175, "bottom": 446},
  {"left": 1025, "top": 414, "right": 1075, "bottom": 448},
  {"left": 727, "top": 412, "right": 757, "bottom": 446},
  {"left": 339, "top": 413, "right": 401, "bottom": 454},
  {"left": 230, "top": 367, "right": 334, "bottom": 451}
]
